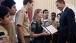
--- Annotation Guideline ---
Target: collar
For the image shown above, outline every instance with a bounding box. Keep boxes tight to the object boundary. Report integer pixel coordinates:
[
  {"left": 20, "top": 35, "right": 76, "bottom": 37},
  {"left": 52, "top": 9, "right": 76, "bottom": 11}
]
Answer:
[
  {"left": 0, "top": 25, "right": 6, "bottom": 30},
  {"left": 43, "top": 19, "right": 48, "bottom": 21},
  {"left": 21, "top": 7, "right": 27, "bottom": 12},
  {"left": 10, "top": 15, "right": 14, "bottom": 20},
  {"left": 51, "top": 19, "right": 56, "bottom": 21},
  {"left": 62, "top": 6, "right": 67, "bottom": 12}
]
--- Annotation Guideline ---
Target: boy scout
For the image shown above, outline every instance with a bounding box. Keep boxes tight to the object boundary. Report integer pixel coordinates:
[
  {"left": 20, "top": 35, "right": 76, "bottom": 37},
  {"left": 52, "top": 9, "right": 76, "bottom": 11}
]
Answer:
[
  {"left": 0, "top": 6, "right": 11, "bottom": 43},
  {"left": 42, "top": 9, "right": 52, "bottom": 43},
  {"left": 50, "top": 12, "right": 58, "bottom": 43},
  {"left": 1, "top": 0, "right": 18, "bottom": 43},
  {"left": 15, "top": 0, "right": 33, "bottom": 43},
  {"left": 43, "top": 10, "right": 58, "bottom": 43}
]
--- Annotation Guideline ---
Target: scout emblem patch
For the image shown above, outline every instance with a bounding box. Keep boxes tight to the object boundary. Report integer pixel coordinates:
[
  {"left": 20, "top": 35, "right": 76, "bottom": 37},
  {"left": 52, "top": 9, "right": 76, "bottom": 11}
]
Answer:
[{"left": 32, "top": 24, "right": 36, "bottom": 28}]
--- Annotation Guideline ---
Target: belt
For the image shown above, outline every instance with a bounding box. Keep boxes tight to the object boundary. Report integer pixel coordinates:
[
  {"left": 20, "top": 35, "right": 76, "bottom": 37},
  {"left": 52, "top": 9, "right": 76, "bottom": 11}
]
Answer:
[{"left": 24, "top": 36, "right": 30, "bottom": 38}]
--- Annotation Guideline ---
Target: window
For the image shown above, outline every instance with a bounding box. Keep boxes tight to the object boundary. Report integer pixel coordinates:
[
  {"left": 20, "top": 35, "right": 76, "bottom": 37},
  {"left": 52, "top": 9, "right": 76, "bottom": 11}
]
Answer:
[{"left": 14, "top": 0, "right": 23, "bottom": 11}]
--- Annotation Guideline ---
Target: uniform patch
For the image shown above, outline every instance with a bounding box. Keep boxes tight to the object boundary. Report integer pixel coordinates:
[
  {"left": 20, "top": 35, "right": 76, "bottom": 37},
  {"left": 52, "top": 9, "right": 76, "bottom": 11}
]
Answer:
[{"left": 32, "top": 24, "right": 36, "bottom": 28}]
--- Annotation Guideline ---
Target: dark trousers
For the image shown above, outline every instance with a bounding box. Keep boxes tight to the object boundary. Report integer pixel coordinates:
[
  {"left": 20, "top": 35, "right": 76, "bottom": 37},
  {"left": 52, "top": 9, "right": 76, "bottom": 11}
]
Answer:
[
  {"left": 18, "top": 36, "right": 30, "bottom": 43},
  {"left": 53, "top": 34, "right": 58, "bottom": 43},
  {"left": 24, "top": 36, "right": 30, "bottom": 43},
  {"left": 33, "top": 40, "right": 44, "bottom": 43},
  {"left": 75, "top": 22, "right": 76, "bottom": 43},
  {"left": 45, "top": 35, "right": 52, "bottom": 43},
  {"left": 59, "top": 34, "right": 75, "bottom": 43}
]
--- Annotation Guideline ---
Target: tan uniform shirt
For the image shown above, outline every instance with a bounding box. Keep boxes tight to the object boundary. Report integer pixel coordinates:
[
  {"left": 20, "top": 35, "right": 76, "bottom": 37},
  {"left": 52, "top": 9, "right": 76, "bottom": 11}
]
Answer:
[
  {"left": 0, "top": 25, "right": 11, "bottom": 43},
  {"left": 16, "top": 7, "right": 30, "bottom": 36},
  {"left": 43, "top": 19, "right": 58, "bottom": 29},
  {"left": 4, "top": 16, "right": 18, "bottom": 43}
]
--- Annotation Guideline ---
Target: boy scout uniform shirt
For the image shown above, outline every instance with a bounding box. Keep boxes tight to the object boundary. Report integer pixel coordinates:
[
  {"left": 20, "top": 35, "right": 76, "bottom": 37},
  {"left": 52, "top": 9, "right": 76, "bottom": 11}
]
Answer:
[
  {"left": 42, "top": 19, "right": 58, "bottom": 29},
  {"left": 0, "top": 25, "right": 11, "bottom": 43},
  {"left": 42, "top": 19, "right": 58, "bottom": 42},
  {"left": 4, "top": 16, "right": 18, "bottom": 43},
  {"left": 15, "top": 7, "right": 30, "bottom": 36}
]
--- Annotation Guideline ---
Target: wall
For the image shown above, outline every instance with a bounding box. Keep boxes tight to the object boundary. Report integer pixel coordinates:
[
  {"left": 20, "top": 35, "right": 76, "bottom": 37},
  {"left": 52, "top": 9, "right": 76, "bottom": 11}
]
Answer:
[
  {"left": 14, "top": 0, "right": 76, "bottom": 20},
  {"left": 33, "top": 0, "right": 76, "bottom": 17}
]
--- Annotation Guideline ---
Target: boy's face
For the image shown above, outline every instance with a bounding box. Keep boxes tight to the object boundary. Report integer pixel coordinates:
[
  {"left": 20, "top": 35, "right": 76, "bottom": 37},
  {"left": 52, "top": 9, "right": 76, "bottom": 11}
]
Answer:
[
  {"left": 44, "top": 11, "right": 49, "bottom": 18},
  {"left": 28, "top": 2, "right": 33, "bottom": 11},
  {"left": 9, "top": 5, "right": 17, "bottom": 15},
  {"left": 51, "top": 14, "right": 56, "bottom": 20},
  {"left": 0, "top": 12, "right": 10, "bottom": 25}
]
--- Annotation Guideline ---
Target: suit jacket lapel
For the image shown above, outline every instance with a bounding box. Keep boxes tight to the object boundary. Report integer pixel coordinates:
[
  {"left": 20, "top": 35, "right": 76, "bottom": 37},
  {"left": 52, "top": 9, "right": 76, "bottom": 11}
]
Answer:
[{"left": 59, "top": 7, "right": 68, "bottom": 24}]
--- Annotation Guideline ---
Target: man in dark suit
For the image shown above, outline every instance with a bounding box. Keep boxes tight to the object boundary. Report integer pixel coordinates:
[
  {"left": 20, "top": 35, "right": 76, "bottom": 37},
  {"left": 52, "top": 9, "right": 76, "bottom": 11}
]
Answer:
[{"left": 55, "top": 0, "right": 75, "bottom": 43}]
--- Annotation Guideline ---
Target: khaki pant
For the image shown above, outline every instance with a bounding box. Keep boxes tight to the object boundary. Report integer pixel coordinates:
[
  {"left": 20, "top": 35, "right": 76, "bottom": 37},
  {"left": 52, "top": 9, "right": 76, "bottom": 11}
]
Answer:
[{"left": 24, "top": 36, "right": 30, "bottom": 43}]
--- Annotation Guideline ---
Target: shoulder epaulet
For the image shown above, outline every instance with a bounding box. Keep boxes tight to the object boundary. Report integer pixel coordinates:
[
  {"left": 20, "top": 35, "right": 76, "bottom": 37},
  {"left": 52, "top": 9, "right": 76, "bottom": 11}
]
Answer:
[{"left": 18, "top": 10, "right": 24, "bottom": 13}]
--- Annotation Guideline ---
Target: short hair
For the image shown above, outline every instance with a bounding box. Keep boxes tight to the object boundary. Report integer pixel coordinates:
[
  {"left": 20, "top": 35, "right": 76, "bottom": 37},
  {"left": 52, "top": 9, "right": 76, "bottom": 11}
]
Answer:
[
  {"left": 56, "top": 0, "right": 65, "bottom": 4},
  {"left": 1, "top": 0, "right": 16, "bottom": 9},
  {"left": 51, "top": 12, "right": 56, "bottom": 15},
  {"left": 0, "top": 5, "right": 9, "bottom": 19},
  {"left": 23, "top": 0, "right": 33, "bottom": 5},
  {"left": 43, "top": 9, "right": 48, "bottom": 14}
]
